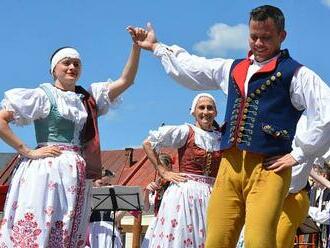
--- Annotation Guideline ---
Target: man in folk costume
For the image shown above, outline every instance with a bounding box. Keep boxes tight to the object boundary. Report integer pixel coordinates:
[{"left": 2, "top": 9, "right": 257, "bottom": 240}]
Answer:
[{"left": 130, "top": 4, "right": 330, "bottom": 248}]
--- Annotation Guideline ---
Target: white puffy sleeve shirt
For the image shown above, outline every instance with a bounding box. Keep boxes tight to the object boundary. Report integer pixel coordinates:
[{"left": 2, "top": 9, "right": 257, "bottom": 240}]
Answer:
[
  {"left": 146, "top": 123, "right": 221, "bottom": 153},
  {"left": 290, "top": 115, "right": 330, "bottom": 193},
  {"left": 89, "top": 81, "right": 122, "bottom": 116},
  {"left": 1, "top": 87, "right": 50, "bottom": 126},
  {"left": 154, "top": 43, "right": 330, "bottom": 163},
  {"left": 1, "top": 82, "right": 120, "bottom": 143}
]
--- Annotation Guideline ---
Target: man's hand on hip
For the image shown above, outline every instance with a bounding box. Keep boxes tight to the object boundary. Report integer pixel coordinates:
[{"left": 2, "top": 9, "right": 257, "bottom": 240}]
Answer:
[{"left": 263, "top": 153, "right": 298, "bottom": 173}]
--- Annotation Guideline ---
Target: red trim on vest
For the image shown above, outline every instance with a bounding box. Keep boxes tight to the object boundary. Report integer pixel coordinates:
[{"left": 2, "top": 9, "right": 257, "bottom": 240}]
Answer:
[
  {"left": 231, "top": 59, "right": 251, "bottom": 96},
  {"left": 231, "top": 55, "right": 279, "bottom": 96}
]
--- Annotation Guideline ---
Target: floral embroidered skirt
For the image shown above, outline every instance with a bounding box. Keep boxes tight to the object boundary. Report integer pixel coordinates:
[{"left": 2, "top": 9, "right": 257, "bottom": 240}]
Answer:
[
  {"left": 0, "top": 148, "right": 92, "bottom": 248},
  {"left": 142, "top": 174, "right": 214, "bottom": 248}
]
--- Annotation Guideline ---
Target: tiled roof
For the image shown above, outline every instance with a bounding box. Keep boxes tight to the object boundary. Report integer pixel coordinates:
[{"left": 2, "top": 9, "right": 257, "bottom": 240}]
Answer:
[{"left": 101, "top": 147, "right": 178, "bottom": 188}]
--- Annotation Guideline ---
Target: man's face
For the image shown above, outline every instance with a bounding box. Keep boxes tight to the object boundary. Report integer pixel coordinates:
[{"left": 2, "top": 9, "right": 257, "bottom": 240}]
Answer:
[{"left": 248, "top": 17, "right": 286, "bottom": 62}]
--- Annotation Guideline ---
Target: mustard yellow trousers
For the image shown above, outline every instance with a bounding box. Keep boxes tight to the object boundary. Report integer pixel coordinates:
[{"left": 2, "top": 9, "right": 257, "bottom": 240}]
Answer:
[
  {"left": 276, "top": 189, "right": 310, "bottom": 248},
  {"left": 206, "top": 147, "right": 291, "bottom": 248}
]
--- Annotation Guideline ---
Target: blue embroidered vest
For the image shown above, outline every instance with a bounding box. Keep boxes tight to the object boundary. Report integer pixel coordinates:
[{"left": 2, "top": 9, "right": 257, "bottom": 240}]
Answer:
[
  {"left": 34, "top": 84, "right": 76, "bottom": 144},
  {"left": 221, "top": 50, "right": 304, "bottom": 156}
]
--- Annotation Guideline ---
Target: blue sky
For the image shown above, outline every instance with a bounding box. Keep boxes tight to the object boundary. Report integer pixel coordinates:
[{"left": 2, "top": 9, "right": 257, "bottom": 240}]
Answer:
[{"left": 0, "top": 0, "right": 330, "bottom": 152}]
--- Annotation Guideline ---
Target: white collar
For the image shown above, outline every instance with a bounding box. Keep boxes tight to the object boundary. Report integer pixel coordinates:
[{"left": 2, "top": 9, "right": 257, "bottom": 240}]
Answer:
[{"left": 249, "top": 53, "right": 280, "bottom": 66}]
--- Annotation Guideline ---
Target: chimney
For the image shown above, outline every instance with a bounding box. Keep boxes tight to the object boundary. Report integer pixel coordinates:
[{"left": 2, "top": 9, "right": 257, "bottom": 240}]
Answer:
[{"left": 125, "top": 147, "right": 134, "bottom": 166}]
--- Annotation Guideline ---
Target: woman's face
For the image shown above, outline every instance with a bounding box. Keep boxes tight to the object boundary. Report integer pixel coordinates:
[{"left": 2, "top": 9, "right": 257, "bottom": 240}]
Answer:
[
  {"left": 53, "top": 58, "right": 81, "bottom": 89},
  {"left": 193, "top": 97, "right": 217, "bottom": 131}
]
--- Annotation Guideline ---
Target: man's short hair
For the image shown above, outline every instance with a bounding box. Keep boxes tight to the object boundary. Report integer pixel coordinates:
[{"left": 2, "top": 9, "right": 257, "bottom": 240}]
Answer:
[{"left": 250, "top": 5, "right": 285, "bottom": 32}]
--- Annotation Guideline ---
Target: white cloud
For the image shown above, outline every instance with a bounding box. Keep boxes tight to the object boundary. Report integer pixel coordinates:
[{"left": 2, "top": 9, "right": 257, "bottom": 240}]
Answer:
[
  {"left": 193, "top": 23, "right": 249, "bottom": 57},
  {"left": 322, "top": 0, "right": 330, "bottom": 7}
]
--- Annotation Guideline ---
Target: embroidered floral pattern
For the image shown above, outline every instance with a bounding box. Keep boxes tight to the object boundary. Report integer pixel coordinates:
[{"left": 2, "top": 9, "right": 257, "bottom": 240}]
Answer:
[
  {"left": 10, "top": 212, "right": 42, "bottom": 248},
  {"left": 67, "top": 185, "right": 78, "bottom": 194},
  {"left": 1, "top": 148, "right": 95, "bottom": 247},
  {"left": 65, "top": 210, "right": 75, "bottom": 219},
  {"left": 171, "top": 219, "right": 178, "bottom": 228},
  {"left": 67, "top": 157, "right": 87, "bottom": 247},
  {"left": 0, "top": 156, "right": 88, "bottom": 248},
  {"left": 186, "top": 224, "right": 193, "bottom": 233},
  {"left": 47, "top": 221, "right": 69, "bottom": 247},
  {"left": 77, "top": 239, "right": 85, "bottom": 247},
  {"left": 0, "top": 242, "right": 8, "bottom": 248},
  {"left": 11, "top": 201, "right": 18, "bottom": 210},
  {"left": 166, "top": 233, "right": 175, "bottom": 241},
  {"left": 141, "top": 177, "right": 213, "bottom": 248},
  {"left": 183, "top": 238, "right": 193, "bottom": 247},
  {"left": 160, "top": 217, "right": 165, "bottom": 225},
  {"left": 47, "top": 181, "right": 57, "bottom": 190},
  {"left": 44, "top": 207, "right": 54, "bottom": 217}
]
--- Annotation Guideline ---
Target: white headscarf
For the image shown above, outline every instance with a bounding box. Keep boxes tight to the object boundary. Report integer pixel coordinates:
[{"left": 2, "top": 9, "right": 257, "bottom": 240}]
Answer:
[
  {"left": 190, "top": 93, "right": 217, "bottom": 115},
  {"left": 50, "top": 47, "right": 80, "bottom": 75}
]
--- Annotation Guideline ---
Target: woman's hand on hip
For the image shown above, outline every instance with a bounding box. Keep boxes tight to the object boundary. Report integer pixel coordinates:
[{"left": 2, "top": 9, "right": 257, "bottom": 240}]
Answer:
[
  {"left": 160, "top": 171, "right": 187, "bottom": 184},
  {"left": 24, "top": 146, "right": 62, "bottom": 159}
]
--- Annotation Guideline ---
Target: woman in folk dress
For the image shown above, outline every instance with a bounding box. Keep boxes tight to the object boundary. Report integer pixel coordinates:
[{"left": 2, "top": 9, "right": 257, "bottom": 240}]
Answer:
[
  {"left": 0, "top": 27, "right": 146, "bottom": 247},
  {"left": 142, "top": 93, "right": 222, "bottom": 248}
]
